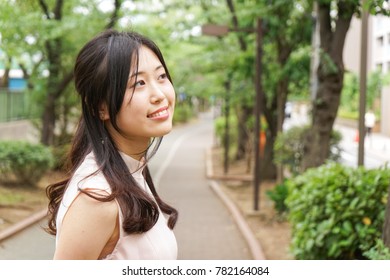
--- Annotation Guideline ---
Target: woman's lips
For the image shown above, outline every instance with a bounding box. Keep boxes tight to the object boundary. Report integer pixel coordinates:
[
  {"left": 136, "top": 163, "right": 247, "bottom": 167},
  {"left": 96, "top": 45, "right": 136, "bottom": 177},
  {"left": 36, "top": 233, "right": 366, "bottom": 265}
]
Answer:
[{"left": 147, "top": 107, "right": 169, "bottom": 119}]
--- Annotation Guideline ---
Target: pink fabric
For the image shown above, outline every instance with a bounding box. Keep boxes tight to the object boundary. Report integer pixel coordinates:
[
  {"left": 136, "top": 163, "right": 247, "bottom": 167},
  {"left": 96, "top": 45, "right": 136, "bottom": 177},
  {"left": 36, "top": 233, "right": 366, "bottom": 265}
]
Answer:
[{"left": 56, "top": 152, "right": 177, "bottom": 260}]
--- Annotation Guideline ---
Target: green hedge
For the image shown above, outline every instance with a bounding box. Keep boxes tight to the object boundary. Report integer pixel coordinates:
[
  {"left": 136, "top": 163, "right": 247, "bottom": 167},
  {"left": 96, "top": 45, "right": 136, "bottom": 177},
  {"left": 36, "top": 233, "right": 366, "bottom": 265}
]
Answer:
[
  {"left": 0, "top": 141, "right": 54, "bottom": 186},
  {"left": 286, "top": 163, "right": 390, "bottom": 259}
]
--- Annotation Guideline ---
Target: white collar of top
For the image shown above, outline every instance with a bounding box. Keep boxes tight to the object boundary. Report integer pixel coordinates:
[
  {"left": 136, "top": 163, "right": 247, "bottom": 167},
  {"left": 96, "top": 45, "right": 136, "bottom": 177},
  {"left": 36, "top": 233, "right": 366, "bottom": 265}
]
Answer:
[{"left": 119, "top": 151, "right": 146, "bottom": 179}]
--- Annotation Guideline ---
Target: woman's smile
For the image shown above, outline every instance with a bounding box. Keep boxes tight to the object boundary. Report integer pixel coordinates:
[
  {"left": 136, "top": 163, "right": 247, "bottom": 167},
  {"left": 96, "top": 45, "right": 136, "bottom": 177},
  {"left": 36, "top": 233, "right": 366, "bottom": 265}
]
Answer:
[{"left": 147, "top": 106, "right": 170, "bottom": 119}]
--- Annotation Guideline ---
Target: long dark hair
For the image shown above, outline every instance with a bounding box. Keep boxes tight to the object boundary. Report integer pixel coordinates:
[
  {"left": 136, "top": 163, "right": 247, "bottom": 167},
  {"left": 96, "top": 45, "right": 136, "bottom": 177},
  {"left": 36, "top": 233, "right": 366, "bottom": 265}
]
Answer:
[{"left": 46, "top": 30, "right": 178, "bottom": 235}]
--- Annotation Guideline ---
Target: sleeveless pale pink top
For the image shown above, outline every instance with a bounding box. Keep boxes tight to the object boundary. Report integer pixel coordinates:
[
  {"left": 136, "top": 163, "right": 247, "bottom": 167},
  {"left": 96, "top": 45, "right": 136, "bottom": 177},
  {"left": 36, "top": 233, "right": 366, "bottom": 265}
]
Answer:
[{"left": 55, "top": 152, "right": 177, "bottom": 260}]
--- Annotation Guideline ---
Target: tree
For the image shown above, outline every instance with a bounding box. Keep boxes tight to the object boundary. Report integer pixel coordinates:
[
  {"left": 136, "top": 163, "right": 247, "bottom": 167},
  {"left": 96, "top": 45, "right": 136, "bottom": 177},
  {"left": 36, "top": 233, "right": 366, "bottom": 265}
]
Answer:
[
  {"left": 260, "top": 0, "right": 312, "bottom": 179},
  {"left": 162, "top": 0, "right": 312, "bottom": 179},
  {"left": 39, "top": 0, "right": 123, "bottom": 145},
  {"left": 302, "top": 0, "right": 390, "bottom": 170},
  {"left": 0, "top": 0, "right": 123, "bottom": 146},
  {"left": 225, "top": 0, "right": 251, "bottom": 162}
]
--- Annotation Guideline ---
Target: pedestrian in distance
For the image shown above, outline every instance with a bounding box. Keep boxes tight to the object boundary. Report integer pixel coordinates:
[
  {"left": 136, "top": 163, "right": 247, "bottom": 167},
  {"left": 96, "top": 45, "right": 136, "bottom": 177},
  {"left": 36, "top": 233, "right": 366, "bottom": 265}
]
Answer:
[
  {"left": 46, "top": 29, "right": 178, "bottom": 260},
  {"left": 365, "top": 110, "right": 376, "bottom": 137}
]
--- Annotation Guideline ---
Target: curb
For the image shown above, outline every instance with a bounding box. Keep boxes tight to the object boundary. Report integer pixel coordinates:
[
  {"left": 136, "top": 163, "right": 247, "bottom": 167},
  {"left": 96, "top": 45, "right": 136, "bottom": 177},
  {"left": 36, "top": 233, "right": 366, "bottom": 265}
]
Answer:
[
  {"left": 0, "top": 208, "right": 47, "bottom": 242},
  {"left": 205, "top": 148, "right": 266, "bottom": 260}
]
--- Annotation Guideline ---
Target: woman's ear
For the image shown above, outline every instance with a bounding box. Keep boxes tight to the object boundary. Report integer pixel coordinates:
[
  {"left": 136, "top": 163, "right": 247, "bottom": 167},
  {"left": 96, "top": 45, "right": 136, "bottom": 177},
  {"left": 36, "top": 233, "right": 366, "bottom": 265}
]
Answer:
[{"left": 99, "top": 103, "right": 110, "bottom": 121}]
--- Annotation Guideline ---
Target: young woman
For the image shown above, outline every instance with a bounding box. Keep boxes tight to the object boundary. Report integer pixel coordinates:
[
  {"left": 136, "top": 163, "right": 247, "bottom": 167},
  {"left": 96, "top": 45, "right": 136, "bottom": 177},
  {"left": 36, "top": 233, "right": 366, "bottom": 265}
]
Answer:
[{"left": 46, "top": 29, "right": 178, "bottom": 260}]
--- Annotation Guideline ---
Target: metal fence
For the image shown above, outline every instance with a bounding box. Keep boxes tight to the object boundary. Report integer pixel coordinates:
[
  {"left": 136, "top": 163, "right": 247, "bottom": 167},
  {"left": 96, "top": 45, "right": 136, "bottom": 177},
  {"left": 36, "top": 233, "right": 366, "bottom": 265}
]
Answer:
[{"left": 0, "top": 89, "right": 38, "bottom": 122}]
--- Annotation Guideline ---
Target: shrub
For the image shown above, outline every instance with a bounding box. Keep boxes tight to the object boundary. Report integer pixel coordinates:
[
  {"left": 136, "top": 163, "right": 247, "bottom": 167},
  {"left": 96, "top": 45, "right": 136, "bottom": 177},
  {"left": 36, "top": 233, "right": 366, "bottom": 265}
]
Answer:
[
  {"left": 0, "top": 141, "right": 54, "bottom": 186},
  {"left": 173, "top": 103, "right": 194, "bottom": 124},
  {"left": 363, "top": 239, "right": 390, "bottom": 260},
  {"left": 286, "top": 163, "right": 390, "bottom": 259},
  {"left": 273, "top": 125, "right": 342, "bottom": 175},
  {"left": 214, "top": 114, "right": 238, "bottom": 147},
  {"left": 266, "top": 180, "right": 289, "bottom": 218},
  {"left": 51, "top": 143, "right": 71, "bottom": 171}
]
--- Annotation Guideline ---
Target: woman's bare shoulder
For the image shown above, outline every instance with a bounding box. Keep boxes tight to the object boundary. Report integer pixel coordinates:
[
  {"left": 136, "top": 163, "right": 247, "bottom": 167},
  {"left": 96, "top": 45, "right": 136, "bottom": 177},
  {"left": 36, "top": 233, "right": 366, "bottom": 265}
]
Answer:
[{"left": 54, "top": 191, "right": 118, "bottom": 259}]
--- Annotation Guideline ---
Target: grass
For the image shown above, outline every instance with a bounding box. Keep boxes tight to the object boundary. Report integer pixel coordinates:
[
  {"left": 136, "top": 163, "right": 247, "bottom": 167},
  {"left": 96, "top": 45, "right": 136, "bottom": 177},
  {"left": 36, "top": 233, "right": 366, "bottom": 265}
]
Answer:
[
  {"left": 0, "top": 170, "right": 64, "bottom": 232},
  {"left": 0, "top": 183, "right": 48, "bottom": 207},
  {"left": 0, "top": 188, "right": 25, "bottom": 205}
]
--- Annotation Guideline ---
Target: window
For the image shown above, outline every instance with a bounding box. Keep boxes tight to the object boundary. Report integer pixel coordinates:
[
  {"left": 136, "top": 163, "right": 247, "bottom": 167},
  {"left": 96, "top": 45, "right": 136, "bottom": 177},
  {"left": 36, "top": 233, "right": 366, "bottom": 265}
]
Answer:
[{"left": 377, "top": 36, "right": 384, "bottom": 46}]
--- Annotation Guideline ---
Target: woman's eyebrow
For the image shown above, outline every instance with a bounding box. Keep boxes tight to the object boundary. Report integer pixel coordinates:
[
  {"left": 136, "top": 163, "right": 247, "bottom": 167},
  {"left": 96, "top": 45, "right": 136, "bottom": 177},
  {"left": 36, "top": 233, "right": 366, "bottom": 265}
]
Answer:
[{"left": 128, "top": 65, "right": 164, "bottom": 80}]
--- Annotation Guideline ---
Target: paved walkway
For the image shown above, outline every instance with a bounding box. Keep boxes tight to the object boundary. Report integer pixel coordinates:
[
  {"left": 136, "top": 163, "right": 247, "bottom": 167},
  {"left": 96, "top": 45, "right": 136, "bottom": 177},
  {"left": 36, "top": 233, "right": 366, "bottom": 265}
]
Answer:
[
  {"left": 149, "top": 112, "right": 253, "bottom": 259},
  {"left": 0, "top": 120, "right": 39, "bottom": 143}
]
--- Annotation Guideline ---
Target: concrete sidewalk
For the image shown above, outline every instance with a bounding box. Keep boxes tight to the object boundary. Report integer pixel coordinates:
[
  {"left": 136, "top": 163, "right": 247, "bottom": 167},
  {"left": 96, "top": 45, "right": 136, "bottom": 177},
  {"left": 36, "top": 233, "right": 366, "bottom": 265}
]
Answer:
[
  {"left": 0, "top": 120, "right": 39, "bottom": 143},
  {"left": 152, "top": 112, "right": 262, "bottom": 259}
]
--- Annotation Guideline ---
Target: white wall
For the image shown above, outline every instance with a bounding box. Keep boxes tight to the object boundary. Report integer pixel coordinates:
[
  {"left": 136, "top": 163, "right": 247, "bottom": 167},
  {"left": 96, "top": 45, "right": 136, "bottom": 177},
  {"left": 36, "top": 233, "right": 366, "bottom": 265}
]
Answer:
[{"left": 381, "top": 86, "right": 390, "bottom": 135}]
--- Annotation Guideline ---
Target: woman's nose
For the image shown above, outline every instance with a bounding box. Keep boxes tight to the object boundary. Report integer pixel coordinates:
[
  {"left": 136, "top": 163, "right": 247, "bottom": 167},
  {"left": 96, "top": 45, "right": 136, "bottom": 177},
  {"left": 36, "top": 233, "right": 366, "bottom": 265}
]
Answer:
[{"left": 150, "top": 83, "right": 165, "bottom": 103}]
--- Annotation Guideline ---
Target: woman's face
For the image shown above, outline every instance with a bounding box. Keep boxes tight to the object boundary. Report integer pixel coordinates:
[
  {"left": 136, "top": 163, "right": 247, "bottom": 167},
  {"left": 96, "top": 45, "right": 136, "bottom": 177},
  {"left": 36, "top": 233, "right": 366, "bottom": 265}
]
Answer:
[{"left": 105, "top": 46, "right": 176, "bottom": 156}]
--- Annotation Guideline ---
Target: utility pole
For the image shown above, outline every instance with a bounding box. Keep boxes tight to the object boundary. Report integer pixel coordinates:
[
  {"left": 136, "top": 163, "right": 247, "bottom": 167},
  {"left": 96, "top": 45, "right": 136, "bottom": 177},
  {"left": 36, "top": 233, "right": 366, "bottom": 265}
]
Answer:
[{"left": 358, "top": 1, "right": 369, "bottom": 166}]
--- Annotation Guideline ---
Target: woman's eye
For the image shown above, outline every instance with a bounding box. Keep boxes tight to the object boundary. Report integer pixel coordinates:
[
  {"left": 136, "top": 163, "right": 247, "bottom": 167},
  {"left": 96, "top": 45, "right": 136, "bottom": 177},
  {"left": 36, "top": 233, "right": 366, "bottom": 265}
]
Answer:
[
  {"left": 133, "top": 80, "right": 145, "bottom": 88},
  {"left": 159, "top": 73, "right": 167, "bottom": 80}
]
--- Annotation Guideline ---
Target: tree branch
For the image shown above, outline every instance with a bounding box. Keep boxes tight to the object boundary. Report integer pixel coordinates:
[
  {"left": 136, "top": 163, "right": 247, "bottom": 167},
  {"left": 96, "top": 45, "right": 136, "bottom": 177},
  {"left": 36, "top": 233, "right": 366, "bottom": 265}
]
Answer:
[
  {"left": 53, "top": 0, "right": 64, "bottom": 20},
  {"left": 199, "top": 0, "right": 216, "bottom": 24},
  {"left": 105, "top": 0, "right": 122, "bottom": 29},
  {"left": 38, "top": 0, "right": 51, "bottom": 19},
  {"left": 318, "top": 2, "right": 332, "bottom": 52},
  {"left": 331, "top": 1, "right": 355, "bottom": 62},
  {"left": 225, "top": 0, "right": 247, "bottom": 51},
  {"left": 54, "top": 71, "right": 74, "bottom": 99}
]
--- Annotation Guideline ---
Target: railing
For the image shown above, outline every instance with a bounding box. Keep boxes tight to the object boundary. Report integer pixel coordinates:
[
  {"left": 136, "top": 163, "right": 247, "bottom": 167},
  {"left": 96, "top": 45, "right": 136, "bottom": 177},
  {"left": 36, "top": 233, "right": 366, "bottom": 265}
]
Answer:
[{"left": 0, "top": 89, "right": 38, "bottom": 122}]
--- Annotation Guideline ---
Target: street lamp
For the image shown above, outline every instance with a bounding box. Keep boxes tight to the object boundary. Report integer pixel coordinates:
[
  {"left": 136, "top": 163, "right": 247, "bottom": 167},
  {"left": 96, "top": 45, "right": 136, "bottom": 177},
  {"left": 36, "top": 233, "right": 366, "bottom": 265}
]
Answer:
[{"left": 202, "top": 19, "right": 264, "bottom": 211}]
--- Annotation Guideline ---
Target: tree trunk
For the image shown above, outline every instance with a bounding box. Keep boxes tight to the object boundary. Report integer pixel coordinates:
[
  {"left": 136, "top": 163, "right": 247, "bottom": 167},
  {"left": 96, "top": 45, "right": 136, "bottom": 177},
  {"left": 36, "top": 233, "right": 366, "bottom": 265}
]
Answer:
[
  {"left": 236, "top": 105, "right": 253, "bottom": 160},
  {"left": 262, "top": 130, "right": 277, "bottom": 179},
  {"left": 41, "top": 38, "right": 62, "bottom": 145},
  {"left": 39, "top": 0, "right": 123, "bottom": 145},
  {"left": 41, "top": 92, "right": 56, "bottom": 145},
  {"left": 301, "top": 1, "right": 355, "bottom": 170},
  {"left": 302, "top": 69, "right": 343, "bottom": 169},
  {"left": 274, "top": 78, "right": 289, "bottom": 181},
  {"left": 262, "top": 38, "right": 291, "bottom": 180},
  {"left": 225, "top": 0, "right": 252, "bottom": 162},
  {"left": 262, "top": 84, "right": 278, "bottom": 180},
  {"left": 0, "top": 57, "right": 11, "bottom": 88}
]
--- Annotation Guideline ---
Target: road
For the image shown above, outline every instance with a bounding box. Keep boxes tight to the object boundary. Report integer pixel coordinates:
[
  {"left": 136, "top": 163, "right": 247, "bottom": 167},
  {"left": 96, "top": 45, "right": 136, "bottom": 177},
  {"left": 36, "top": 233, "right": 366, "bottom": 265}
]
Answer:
[
  {"left": 283, "top": 111, "right": 390, "bottom": 169},
  {"left": 335, "top": 124, "right": 390, "bottom": 169},
  {"left": 0, "top": 111, "right": 251, "bottom": 260}
]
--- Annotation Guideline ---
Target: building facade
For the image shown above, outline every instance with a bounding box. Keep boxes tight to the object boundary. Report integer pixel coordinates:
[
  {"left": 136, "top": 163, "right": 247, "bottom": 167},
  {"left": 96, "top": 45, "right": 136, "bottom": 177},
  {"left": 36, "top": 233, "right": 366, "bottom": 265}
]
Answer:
[{"left": 344, "top": 14, "right": 390, "bottom": 136}]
